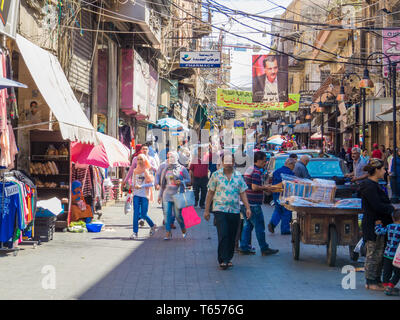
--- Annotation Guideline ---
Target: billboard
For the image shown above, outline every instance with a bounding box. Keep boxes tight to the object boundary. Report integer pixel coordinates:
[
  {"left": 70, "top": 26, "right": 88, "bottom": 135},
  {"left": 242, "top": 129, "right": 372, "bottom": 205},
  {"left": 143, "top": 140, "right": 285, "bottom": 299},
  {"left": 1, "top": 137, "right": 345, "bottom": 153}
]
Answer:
[
  {"left": 180, "top": 51, "right": 221, "bottom": 68},
  {"left": 382, "top": 29, "right": 400, "bottom": 78},
  {"left": 252, "top": 54, "right": 288, "bottom": 103},
  {"left": 216, "top": 88, "right": 299, "bottom": 111}
]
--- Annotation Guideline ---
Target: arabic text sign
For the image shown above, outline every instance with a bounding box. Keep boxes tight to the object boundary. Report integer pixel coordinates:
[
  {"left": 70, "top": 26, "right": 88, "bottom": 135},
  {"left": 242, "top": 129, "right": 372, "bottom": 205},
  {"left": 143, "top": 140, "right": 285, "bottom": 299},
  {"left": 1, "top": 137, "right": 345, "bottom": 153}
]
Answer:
[
  {"left": 216, "top": 88, "right": 300, "bottom": 111},
  {"left": 382, "top": 29, "right": 400, "bottom": 77},
  {"left": 180, "top": 51, "right": 221, "bottom": 68}
]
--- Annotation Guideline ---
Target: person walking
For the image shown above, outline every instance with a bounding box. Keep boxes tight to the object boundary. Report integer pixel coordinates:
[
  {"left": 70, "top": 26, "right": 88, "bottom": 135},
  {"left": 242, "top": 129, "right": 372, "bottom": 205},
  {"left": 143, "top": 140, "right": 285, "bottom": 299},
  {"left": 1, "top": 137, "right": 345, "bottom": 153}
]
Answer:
[
  {"left": 130, "top": 154, "right": 156, "bottom": 239},
  {"left": 359, "top": 158, "right": 395, "bottom": 291},
  {"left": 345, "top": 147, "right": 368, "bottom": 183},
  {"left": 268, "top": 157, "right": 297, "bottom": 235},
  {"left": 189, "top": 146, "right": 209, "bottom": 209},
  {"left": 293, "top": 155, "right": 311, "bottom": 179},
  {"left": 204, "top": 152, "right": 251, "bottom": 270},
  {"left": 361, "top": 149, "right": 370, "bottom": 163},
  {"left": 372, "top": 143, "right": 383, "bottom": 159},
  {"left": 375, "top": 209, "right": 400, "bottom": 296},
  {"left": 158, "top": 151, "right": 190, "bottom": 240},
  {"left": 239, "top": 151, "right": 279, "bottom": 256}
]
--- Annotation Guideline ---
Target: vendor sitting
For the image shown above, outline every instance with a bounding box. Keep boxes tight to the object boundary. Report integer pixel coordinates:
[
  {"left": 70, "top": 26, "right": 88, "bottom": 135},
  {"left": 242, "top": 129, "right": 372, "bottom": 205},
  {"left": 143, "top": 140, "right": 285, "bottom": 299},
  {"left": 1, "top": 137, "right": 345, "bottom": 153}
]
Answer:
[{"left": 70, "top": 180, "right": 93, "bottom": 222}]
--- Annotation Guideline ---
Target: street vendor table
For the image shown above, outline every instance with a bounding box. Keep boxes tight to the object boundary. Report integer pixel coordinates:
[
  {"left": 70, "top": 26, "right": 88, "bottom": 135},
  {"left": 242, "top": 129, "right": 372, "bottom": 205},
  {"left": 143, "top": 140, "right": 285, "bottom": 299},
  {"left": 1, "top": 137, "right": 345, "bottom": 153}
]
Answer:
[{"left": 283, "top": 204, "right": 362, "bottom": 267}]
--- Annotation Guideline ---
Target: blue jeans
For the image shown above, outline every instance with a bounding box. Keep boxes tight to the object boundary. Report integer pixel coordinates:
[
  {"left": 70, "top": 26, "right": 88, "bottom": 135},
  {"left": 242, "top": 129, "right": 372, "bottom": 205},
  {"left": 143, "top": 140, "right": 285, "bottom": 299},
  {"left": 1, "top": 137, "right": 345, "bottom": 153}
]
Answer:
[
  {"left": 163, "top": 201, "right": 185, "bottom": 232},
  {"left": 133, "top": 196, "right": 154, "bottom": 233},
  {"left": 270, "top": 199, "right": 292, "bottom": 234},
  {"left": 240, "top": 205, "right": 269, "bottom": 252}
]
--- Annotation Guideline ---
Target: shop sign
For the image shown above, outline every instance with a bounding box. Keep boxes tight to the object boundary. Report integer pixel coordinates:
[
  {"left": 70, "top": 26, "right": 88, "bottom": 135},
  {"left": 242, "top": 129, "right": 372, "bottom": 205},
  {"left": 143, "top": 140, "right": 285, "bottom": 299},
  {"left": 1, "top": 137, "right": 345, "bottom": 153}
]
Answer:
[
  {"left": 0, "top": 0, "right": 18, "bottom": 38},
  {"left": 223, "top": 110, "right": 236, "bottom": 120},
  {"left": 148, "top": 64, "right": 159, "bottom": 123},
  {"left": 217, "top": 88, "right": 300, "bottom": 111},
  {"left": 170, "top": 80, "right": 179, "bottom": 103},
  {"left": 134, "top": 49, "right": 149, "bottom": 116},
  {"left": 180, "top": 51, "right": 221, "bottom": 68}
]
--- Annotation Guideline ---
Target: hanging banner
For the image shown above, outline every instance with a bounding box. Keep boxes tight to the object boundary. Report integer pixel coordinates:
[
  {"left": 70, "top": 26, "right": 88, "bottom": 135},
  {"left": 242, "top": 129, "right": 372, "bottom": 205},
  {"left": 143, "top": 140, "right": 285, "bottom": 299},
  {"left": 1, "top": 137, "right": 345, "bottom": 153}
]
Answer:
[
  {"left": 217, "top": 88, "right": 300, "bottom": 111},
  {"left": 382, "top": 29, "right": 400, "bottom": 78},
  {"left": 252, "top": 54, "right": 288, "bottom": 103}
]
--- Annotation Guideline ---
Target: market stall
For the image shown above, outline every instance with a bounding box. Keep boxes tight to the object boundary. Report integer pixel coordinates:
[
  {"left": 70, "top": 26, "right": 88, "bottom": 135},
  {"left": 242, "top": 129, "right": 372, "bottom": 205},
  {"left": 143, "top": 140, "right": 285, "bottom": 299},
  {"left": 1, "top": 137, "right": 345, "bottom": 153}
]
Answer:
[{"left": 278, "top": 175, "right": 362, "bottom": 267}]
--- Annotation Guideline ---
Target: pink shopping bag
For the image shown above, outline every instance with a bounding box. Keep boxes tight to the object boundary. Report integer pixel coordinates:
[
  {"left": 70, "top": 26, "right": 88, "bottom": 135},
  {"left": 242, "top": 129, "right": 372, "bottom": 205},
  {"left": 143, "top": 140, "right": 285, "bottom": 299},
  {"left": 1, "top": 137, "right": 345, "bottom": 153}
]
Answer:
[{"left": 181, "top": 206, "right": 201, "bottom": 229}]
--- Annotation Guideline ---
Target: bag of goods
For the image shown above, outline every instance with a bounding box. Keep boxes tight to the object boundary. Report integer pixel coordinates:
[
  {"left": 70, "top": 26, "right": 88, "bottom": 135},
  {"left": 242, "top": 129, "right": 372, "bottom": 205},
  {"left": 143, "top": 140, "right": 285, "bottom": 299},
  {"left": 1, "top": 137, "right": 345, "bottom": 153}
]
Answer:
[
  {"left": 280, "top": 174, "right": 312, "bottom": 203},
  {"left": 310, "top": 179, "right": 336, "bottom": 203}
]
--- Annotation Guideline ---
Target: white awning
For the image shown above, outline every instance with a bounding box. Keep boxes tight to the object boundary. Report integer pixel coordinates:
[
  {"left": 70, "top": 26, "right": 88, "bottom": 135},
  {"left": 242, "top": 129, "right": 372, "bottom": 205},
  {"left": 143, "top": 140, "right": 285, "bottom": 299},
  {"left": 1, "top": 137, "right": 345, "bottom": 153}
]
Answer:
[{"left": 16, "top": 34, "right": 99, "bottom": 145}]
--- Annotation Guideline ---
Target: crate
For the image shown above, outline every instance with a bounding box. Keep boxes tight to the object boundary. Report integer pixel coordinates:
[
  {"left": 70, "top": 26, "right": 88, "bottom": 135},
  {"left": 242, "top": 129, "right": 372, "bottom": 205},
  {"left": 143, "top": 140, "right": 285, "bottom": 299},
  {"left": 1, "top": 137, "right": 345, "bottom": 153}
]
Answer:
[
  {"left": 33, "top": 224, "right": 55, "bottom": 242},
  {"left": 34, "top": 216, "right": 57, "bottom": 228}
]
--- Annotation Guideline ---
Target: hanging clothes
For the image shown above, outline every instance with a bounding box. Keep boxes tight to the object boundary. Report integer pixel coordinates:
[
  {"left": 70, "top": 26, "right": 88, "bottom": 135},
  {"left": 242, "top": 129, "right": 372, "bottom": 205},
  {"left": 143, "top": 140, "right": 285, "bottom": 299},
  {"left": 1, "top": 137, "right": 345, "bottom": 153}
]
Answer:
[
  {"left": 0, "top": 51, "right": 8, "bottom": 131},
  {"left": 71, "top": 163, "right": 93, "bottom": 198}
]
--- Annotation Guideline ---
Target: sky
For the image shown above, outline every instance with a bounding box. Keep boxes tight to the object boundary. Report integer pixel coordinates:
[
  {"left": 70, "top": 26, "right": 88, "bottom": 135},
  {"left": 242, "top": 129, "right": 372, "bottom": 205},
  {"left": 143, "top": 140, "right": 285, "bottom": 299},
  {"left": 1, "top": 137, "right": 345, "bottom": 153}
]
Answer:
[{"left": 207, "top": 0, "right": 294, "bottom": 89}]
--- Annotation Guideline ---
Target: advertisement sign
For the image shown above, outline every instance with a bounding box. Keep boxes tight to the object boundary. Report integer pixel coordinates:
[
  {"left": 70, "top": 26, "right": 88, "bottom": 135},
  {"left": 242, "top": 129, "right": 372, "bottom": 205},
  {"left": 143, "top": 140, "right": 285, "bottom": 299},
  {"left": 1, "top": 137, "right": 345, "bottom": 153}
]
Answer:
[
  {"left": 180, "top": 51, "right": 221, "bottom": 68},
  {"left": 0, "top": 0, "right": 18, "bottom": 38},
  {"left": 217, "top": 88, "right": 299, "bottom": 111},
  {"left": 134, "top": 50, "right": 149, "bottom": 116},
  {"left": 148, "top": 64, "right": 159, "bottom": 123},
  {"left": 120, "top": 49, "right": 134, "bottom": 114},
  {"left": 252, "top": 54, "right": 288, "bottom": 103},
  {"left": 382, "top": 29, "right": 400, "bottom": 77},
  {"left": 170, "top": 80, "right": 179, "bottom": 103}
]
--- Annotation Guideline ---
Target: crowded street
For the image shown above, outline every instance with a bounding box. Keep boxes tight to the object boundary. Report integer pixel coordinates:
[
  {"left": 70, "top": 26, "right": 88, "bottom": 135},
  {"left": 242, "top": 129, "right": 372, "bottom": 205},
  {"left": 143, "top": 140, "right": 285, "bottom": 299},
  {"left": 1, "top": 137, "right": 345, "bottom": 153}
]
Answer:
[{"left": 0, "top": 200, "right": 397, "bottom": 300}]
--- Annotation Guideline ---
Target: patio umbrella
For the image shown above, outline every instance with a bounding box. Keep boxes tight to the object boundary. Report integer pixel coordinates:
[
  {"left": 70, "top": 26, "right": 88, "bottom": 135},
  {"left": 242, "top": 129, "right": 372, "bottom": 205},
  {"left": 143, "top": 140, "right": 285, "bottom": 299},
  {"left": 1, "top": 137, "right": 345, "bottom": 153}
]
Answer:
[
  {"left": 0, "top": 77, "right": 27, "bottom": 90},
  {"left": 71, "top": 132, "right": 130, "bottom": 168},
  {"left": 311, "top": 132, "right": 327, "bottom": 140},
  {"left": 267, "top": 137, "right": 285, "bottom": 145},
  {"left": 156, "top": 117, "right": 188, "bottom": 131},
  {"left": 267, "top": 135, "right": 284, "bottom": 141}
]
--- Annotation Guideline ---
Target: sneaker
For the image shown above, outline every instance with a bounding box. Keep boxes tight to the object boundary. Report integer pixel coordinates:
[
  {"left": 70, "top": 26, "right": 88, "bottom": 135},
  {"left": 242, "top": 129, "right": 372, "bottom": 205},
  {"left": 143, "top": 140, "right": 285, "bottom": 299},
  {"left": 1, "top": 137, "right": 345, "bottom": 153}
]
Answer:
[
  {"left": 149, "top": 226, "right": 156, "bottom": 236},
  {"left": 384, "top": 287, "right": 400, "bottom": 296},
  {"left": 261, "top": 248, "right": 279, "bottom": 256},
  {"left": 164, "top": 232, "right": 172, "bottom": 240},
  {"left": 238, "top": 249, "right": 256, "bottom": 255},
  {"left": 129, "top": 233, "right": 138, "bottom": 239},
  {"left": 182, "top": 230, "right": 188, "bottom": 238},
  {"left": 268, "top": 223, "right": 275, "bottom": 234}
]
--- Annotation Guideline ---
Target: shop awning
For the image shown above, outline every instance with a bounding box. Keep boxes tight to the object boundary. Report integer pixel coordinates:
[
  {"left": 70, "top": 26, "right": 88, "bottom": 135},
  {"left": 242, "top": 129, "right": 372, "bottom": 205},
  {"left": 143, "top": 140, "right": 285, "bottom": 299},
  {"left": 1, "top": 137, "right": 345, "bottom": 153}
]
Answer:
[{"left": 16, "top": 34, "right": 99, "bottom": 145}]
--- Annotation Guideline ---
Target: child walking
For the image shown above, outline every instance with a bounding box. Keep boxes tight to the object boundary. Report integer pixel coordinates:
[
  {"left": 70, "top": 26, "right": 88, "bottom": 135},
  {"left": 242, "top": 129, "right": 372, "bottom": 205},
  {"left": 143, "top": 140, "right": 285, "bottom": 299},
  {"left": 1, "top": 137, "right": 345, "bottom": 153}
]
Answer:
[
  {"left": 375, "top": 209, "right": 400, "bottom": 296},
  {"left": 130, "top": 154, "right": 156, "bottom": 239}
]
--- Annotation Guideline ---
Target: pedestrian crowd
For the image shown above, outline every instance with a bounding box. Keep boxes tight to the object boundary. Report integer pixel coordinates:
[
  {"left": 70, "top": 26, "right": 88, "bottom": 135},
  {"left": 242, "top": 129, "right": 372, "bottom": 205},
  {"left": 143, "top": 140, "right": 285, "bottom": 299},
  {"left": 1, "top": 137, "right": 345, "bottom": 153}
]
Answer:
[{"left": 121, "top": 138, "right": 400, "bottom": 296}]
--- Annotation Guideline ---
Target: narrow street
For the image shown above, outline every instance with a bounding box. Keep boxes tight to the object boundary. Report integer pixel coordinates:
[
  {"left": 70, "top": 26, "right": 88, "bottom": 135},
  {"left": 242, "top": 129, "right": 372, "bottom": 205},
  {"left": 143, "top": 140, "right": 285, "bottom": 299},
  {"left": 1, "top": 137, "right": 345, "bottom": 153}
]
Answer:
[{"left": 0, "top": 201, "right": 396, "bottom": 300}]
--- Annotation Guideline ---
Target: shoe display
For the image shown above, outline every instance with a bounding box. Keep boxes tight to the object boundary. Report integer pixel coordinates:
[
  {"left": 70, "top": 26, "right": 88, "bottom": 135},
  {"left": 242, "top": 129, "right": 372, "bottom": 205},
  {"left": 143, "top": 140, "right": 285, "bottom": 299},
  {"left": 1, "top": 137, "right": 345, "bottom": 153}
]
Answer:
[{"left": 261, "top": 248, "right": 279, "bottom": 256}]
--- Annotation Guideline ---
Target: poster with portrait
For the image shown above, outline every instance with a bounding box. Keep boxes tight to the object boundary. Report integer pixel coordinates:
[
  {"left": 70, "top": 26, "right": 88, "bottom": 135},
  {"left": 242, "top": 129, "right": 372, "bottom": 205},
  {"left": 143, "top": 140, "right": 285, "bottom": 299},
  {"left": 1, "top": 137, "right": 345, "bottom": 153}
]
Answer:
[{"left": 252, "top": 55, "right": 288, "bottom": 103}]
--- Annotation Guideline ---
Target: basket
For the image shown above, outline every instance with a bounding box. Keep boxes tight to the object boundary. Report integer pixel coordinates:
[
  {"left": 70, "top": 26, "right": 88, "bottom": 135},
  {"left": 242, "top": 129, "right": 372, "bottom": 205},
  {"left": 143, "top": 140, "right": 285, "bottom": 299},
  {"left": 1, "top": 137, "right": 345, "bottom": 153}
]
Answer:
[{"left": 86, "top": 223, "right": 104, "bottom": 233}]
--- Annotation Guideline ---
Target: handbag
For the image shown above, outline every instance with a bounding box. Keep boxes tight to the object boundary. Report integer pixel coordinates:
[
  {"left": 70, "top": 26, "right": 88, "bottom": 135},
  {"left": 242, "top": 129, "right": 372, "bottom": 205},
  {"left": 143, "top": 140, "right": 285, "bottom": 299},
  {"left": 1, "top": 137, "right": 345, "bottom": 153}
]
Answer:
[
  {"left": 393, "top": 244, "right": 400, "bottom": 268},
  {"left": 172, "top": 180, "right": 195, "bottom": 209},
  {"left": 182, "top": 206, "right": 201, "bottom": 229}
]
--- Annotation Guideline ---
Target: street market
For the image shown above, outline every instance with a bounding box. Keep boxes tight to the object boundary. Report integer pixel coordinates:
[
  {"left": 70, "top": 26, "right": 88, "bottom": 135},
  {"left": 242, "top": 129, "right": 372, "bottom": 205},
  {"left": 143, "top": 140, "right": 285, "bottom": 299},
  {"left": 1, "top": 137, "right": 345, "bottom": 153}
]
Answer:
[{"left": 1, "top": 0, "right": 400, "bottom": 304}]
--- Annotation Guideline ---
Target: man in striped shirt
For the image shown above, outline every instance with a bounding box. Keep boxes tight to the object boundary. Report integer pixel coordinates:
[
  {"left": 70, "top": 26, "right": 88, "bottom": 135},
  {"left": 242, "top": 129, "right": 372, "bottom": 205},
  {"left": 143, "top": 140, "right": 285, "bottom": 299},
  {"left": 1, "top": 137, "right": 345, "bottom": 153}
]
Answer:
[{"left": 239, "top": 151, "right": 279, "bottom": 256}]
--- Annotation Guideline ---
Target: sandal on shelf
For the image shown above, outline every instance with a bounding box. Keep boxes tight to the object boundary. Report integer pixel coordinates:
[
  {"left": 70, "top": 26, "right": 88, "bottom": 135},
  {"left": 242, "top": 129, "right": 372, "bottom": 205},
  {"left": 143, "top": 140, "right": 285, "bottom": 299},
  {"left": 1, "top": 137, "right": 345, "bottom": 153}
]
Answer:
[{"left": 219, "top": 262, "right": 228, "bottom": 270}]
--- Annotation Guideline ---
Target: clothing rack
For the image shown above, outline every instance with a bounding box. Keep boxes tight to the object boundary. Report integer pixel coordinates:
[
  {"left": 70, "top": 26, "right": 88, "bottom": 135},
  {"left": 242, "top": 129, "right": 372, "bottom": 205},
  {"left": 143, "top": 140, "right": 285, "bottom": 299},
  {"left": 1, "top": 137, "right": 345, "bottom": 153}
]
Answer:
[{"left": 0, "top": 169, "right": 39, "bottom": 256}]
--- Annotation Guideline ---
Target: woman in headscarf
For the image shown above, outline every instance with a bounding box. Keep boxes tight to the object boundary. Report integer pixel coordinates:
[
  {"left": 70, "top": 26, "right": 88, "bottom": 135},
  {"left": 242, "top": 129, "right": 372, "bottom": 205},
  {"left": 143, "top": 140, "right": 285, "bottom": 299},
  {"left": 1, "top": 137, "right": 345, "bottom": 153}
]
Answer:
[
  {"left": 70, "top": 180, "right": 94, "bottom": 222},
  {"left": 158, "top": 151, "right": 191, "bottom": 240},
  {"left": 130, "top": 154, "right": 156, "bottom": 239}
]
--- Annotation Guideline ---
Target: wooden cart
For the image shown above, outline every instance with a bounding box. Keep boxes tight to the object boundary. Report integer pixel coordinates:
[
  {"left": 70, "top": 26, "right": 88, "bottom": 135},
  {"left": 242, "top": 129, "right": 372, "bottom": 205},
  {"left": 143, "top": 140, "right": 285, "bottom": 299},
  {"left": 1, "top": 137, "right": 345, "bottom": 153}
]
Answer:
[{"left": 283, "top": 204, "right": 362, "bottom": 267}]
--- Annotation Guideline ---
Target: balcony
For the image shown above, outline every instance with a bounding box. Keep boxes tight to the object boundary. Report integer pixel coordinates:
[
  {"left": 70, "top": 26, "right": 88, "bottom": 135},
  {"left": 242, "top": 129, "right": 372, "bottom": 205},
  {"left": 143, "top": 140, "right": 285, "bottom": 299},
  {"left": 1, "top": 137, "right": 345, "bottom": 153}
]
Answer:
[
  {"left": 107, "top": 0, "right": 161, "bottom": 45},
  {"left": 193, "top": 21, "right": 212, "bottom": 39}
]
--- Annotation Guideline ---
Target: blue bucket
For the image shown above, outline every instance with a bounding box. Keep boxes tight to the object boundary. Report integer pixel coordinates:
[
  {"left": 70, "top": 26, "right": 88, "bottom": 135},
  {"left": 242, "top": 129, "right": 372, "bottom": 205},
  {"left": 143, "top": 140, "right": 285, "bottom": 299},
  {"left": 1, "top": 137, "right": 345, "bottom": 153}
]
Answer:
[{"left": 86, "top": 223, "right": 104, "bottom": 233}]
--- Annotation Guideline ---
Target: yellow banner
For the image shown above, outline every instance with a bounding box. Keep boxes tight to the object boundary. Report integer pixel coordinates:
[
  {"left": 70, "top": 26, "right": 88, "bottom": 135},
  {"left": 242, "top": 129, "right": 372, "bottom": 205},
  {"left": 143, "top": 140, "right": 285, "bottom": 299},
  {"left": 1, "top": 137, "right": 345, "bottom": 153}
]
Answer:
[{"left": 217, "top": 88, "right": 300, "bottom": 111}]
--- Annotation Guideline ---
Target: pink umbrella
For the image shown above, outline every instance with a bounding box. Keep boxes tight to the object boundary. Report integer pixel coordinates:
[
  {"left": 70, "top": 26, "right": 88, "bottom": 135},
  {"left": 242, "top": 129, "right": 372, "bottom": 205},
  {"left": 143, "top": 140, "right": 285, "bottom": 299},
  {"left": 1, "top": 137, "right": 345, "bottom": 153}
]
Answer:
[{"left": 71, "top": 132, "right": 130, "bottom": 168}]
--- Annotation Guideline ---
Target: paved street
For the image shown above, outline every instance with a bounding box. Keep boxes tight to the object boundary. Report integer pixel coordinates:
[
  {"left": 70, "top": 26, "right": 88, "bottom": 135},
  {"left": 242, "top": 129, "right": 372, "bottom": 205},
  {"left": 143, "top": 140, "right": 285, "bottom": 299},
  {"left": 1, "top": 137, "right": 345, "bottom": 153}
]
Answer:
[{"left": 0, "top": 201, "right": 398, "bottom": 300}]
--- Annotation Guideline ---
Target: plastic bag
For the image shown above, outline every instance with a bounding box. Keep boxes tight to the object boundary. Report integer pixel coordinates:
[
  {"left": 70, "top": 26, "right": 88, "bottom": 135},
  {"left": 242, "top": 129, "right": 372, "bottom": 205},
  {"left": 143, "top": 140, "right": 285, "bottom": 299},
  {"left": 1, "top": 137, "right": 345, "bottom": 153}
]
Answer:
[
  {"left": 182, "top": 206, "right": 201, "bottom": 229},
  {"left": 393, "top": 245, "right": 400, "bottom": 268},
  {"left": 310, "top": 179, "right": 336, "bottom": 203},
  {"left": 334, "top": 198, "right": 362, "bottom": 209},
  {"left": 124, "top": 191, "right": 132, "bottom": 215}
]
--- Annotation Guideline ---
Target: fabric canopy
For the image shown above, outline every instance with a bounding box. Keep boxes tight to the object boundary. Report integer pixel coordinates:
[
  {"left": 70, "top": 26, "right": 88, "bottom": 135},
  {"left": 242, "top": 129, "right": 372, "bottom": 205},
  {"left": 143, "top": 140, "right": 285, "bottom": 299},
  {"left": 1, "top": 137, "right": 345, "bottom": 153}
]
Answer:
[
  {"left": 267, "top": 137, "right": 285, "bottom": 145},
  {"left": 0, "top": 77, "right": 27, "bottom": 90},
  {"left": 16, "top": 34, "right": 99, "bottom": 145},
  {"left": 70, "top": 132, "right": 130, "bottom": 168}
]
